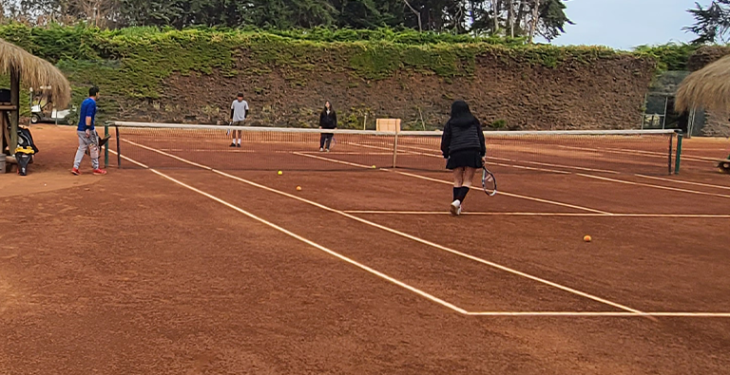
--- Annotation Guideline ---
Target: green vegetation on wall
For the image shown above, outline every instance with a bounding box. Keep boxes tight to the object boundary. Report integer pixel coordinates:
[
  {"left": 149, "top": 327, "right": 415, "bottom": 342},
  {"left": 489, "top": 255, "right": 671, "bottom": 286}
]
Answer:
[
  {"left": 1, "top": 24, "right": 658, "bottom": 102},
  {"left": 634, "top": 43, "right": 699, "bottom": 71},
  {"left": 0, "top": 24, "right": 709, "bottom": 128}
]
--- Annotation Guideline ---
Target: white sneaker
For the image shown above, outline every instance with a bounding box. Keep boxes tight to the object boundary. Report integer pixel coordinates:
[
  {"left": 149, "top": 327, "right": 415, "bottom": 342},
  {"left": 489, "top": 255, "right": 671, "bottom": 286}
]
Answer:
[
  {"left": 326, "top": 148, "right": 330, "bottom": 153},
  {"left": 320, "top": 148, "right": 324, "bottom": 152},
  {"left": 450, "top": 200, "right": 461, "bottom": 216}
]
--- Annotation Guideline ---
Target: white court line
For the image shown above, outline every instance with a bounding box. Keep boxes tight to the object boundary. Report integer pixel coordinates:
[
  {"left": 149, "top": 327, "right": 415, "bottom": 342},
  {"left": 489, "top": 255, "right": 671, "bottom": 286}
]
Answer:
[
  {"left": 294, "top": 152, "right": 611, "bottom": 215},
  {"left": 112, "top": 147, "right": 730, "bottom": 319},
  {"left": 155, "top": 148, "right": 391, "bottom": 156},
  {"left": 635, "top": 174, "right": 730, "bottom": 191},
  {"left": 120, "top": 143, "right": 653, "bottom": 317},
  {"left": 157, "top": 148, "right": 256, "bottom": 153},
  {"left": 465, "top": 312, "right": 730, "bottom": 317},
  {"left": 356, "top": 140, "right": 730, "bottom": 198},
  {"left": 110, "top": 150, "right": 468, "bottom": 315},
  {"left": 578, "top": 174, "right": 730, "bottom": 199},
  {"left": 355, "top": 142, "right": 569, "bottom": 174},
  {"left": 681, "top": 148, "right": 730, "bottom": 152},
  {"left": 490, "top": 157, "right": 619, "bottom": 174},
  {"left": 343, "top": 210, "right": 730, "bottom": 218},
  {"left": 558, "top": 144, "right": 710, "bottom": 164},
  {"left": 605, "top": 147, "right": 719, "bottom": 162},
  {"left": 296, "top": 151, "right": 395, "bottom": 156},
  {"left": 397, "top": 144, "right": 621, "bottom": 174},
  {"left": 291, "top": 151, "right": 382, "bottom": 169},
  {"left": 389, "top": 140, "right": 730, "bottom": 197},
  {"left": 393, "top": 169, "right": 611, "bottom": 214},
  {"left": 491, "top": 161, "right": 570, "bottom": 174}
]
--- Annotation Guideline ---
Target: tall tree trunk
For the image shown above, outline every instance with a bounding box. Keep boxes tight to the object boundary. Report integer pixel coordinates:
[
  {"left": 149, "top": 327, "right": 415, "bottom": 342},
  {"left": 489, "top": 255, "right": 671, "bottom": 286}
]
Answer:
[
  {"left": 507, "top": 0, "right": 514, "bottom": 37},
  {"left": 403, "top": 0, "right": 422, "bottom": 32},
  {"left": 516, "top": 0, "right": 528, "bottom": 35},
  {"left": 528, "top": 0, "right": 540, "bottom": 43},
  {"left": 492, "top": 0, "right": 499, "bottom": 34}
]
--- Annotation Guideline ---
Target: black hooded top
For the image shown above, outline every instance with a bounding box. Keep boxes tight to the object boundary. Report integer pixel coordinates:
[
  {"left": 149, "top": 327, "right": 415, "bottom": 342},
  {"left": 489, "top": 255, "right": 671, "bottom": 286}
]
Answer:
[
  {"left": 440, "top": 100, "right": 486, "bottom": 158},
  {"left": 319, "top": 105, "right": 337, "bottom": 129}
]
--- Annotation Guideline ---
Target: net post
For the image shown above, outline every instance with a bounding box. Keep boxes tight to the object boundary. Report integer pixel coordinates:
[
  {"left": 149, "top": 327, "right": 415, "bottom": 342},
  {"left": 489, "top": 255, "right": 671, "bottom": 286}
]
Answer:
[
  {"left": 392, "top": 131, "right": 399, "bottom": 168},
  {"left": 674, "top": 131, "right": 683, "bottom": 175},
  {"left": 115, "top": 125, "right": 121, "bottom": 168},
  {"left": 104, "top": 123, "right": 109, "bottom": 168},
  {"left": 668, "top": 131, "right": 674, "bottom": 175}
]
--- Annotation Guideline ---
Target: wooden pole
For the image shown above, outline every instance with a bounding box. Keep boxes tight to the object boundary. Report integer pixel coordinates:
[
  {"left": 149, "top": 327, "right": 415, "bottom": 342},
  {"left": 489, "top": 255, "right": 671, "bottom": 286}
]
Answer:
[
  {"left": 9, "top": 69, "right": 20, "bottom": 155},
  {"left": 1, "top": 111, "right": 7, "bottom": 155}
]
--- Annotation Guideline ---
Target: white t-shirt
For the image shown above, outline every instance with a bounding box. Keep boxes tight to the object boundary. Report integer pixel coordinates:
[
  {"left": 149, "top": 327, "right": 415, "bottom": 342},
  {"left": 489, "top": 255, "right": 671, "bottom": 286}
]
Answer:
[{"left": 231, "top": 99, "right": 249, "bottom": 122}]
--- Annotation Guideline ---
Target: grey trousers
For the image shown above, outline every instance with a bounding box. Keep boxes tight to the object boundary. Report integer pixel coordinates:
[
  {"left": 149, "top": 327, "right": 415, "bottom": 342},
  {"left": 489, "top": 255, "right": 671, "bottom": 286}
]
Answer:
[{"left": 73, "top": 131, "right": 99, "bottom": 169}]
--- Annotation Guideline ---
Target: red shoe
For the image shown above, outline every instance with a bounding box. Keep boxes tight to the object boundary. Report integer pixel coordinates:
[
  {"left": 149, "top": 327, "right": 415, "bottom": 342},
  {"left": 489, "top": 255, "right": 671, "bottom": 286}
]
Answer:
[
  {"left": 71, "top": 168, "right": 81, "bottom": 175},
  {"left": 93, "top": 169, "right": 107, "bottom": 175}
]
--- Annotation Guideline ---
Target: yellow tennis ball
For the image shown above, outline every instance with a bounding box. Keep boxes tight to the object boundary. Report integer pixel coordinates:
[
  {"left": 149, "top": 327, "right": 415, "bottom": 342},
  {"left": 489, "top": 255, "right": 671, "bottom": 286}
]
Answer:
[
  {"left": 583, "top": 235, "right": 592, "bottom": 242},
  {"left": 296, "top": 186, "right": 302, "bottom": 191},
  {"left": 277, "top": 171, "right": 283, "bottom": 175},
  {"left": 372, "top": 165, "right": 377, "bottom": 169}
]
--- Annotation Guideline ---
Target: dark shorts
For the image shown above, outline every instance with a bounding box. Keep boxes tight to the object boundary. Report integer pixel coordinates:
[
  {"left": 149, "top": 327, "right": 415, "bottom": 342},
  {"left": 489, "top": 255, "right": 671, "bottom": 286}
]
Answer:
[{"left": 446, "top": 149, "right": 483, "bottom": 170}]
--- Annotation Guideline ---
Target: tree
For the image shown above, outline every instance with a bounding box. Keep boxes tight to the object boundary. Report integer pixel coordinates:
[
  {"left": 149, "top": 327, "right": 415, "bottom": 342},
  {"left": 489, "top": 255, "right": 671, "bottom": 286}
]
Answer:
[
  {"left": 329, "top": 0, "right": 391, "bottom": 29},
  {"left": 686, "top": 0, "right": 730, "bottom": 44},
  {"left": 535, "top": 0, "right": 572, "bottom": 41},
  {"left": 1, "top": 0, "right": 572, "bottom": 43}
]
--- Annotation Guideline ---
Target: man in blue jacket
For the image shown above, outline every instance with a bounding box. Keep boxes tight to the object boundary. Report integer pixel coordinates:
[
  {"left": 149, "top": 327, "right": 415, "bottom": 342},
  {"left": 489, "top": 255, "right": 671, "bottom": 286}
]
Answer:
[{"left": 72, "top": 86, "right": 106, "bottom": 175}]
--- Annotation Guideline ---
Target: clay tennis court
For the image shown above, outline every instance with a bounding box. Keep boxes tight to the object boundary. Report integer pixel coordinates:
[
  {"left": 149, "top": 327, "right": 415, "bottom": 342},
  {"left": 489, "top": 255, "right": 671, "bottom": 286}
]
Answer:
[{"left": 2, "top": 125, "right": 730, "bottom": 374}]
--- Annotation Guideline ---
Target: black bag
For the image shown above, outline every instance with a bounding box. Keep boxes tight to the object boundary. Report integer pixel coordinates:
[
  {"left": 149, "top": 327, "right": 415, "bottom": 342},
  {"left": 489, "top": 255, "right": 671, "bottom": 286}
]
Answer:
[
  {"left": 17, "top": 127, "right": 39, "bottom": 154},
  {"left": 14, "top": 127, "right": 38, "bottom": 176},
  {"left": 0, "top": 89, "right": 10, "bottom": 103},
  {"left": 16, "top": 153, "right": 32, "bottom": 176}
]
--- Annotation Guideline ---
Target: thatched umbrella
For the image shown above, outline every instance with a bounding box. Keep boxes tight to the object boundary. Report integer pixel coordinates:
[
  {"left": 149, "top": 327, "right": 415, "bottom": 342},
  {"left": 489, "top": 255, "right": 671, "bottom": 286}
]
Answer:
[
  {"left": 675, "top": 55, "right": 730, "bottom": 113},
  {"left": 0, "top": 38, "right": 71, "bottom": 157},
  {"left": 0, "top": 38, "right": 71, "bottom": 109}
]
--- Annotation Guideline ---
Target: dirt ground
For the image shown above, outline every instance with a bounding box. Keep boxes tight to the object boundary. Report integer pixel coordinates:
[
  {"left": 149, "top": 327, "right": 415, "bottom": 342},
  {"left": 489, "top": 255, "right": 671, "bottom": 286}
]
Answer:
[{"left": 2, "top": 126, "right": 730, "bottom": 374}]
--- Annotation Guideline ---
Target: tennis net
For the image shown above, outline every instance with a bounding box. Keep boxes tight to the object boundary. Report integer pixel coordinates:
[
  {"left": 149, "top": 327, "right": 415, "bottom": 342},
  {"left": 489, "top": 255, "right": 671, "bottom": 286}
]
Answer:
[{"left": 105, "top": 122, "right": 681, "bottom": 175}]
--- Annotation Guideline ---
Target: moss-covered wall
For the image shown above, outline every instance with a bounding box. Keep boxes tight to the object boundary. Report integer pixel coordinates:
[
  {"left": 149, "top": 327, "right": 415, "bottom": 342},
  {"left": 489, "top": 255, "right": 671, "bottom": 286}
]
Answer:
[{"left": 0, "top": 24, "right": 698, "bottom": 129}]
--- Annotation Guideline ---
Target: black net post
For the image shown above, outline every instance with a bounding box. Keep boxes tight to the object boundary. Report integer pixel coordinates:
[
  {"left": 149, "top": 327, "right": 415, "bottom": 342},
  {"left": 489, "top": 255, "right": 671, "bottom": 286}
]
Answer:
[{"left": 116, "top": 125, "right": 121, "bottom": 168}]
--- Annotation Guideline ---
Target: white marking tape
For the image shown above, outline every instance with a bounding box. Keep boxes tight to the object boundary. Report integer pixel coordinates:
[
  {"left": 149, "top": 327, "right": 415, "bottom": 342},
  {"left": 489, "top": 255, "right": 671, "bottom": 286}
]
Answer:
[
  {"left": 342, "top": 211, "right": 730, "bottom": 218},
  {"left": 635, "top": 174, "right": 730, "bottom": 191},
  {"left": 109, "top": 150, "right": 468, "bottom": 314},
  {"left": 109, "top": 148, "right": 730, "bottom": 319},
  {"left": 116, "top": 145, "right": 650, "bottom": 317},
  {"left": 578, "top": 173, "right": 730, "bottom": 199},
  {"left": 466, "top": 311, "right": 730, "bottom": 317},
  {"left": 295, "top": 152, "right": 612, "bottom": 215}
]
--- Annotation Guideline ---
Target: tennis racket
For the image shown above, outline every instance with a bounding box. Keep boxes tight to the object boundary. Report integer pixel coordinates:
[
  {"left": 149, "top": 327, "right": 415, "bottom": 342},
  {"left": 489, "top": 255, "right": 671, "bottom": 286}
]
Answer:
[
  {"left": 226, "top": 121, "right": 232, "bottom": 136},
  {"left": 482, "top": 166, "right": 497, "bottom": 196},
  {"left": 84, "top": 131, "right": 108, "bottom": 157}
]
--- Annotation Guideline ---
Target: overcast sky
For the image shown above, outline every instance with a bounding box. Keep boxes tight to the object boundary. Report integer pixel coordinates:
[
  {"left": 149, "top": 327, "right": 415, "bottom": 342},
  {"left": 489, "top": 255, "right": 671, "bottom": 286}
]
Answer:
[{"left": 549, "top": 0, "right": 711, "bottom": 50}]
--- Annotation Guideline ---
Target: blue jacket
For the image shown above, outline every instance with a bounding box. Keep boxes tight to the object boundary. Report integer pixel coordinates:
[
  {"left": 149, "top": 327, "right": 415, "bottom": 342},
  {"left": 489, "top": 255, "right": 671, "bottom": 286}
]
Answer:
[{"left": 77, "top": 98, "right": 97, "bottom": 131}]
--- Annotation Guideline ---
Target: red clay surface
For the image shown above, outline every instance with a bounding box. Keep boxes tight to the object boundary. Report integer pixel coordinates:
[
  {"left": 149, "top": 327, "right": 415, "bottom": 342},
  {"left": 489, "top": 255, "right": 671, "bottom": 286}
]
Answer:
[{"left": 2, "top": 125, "right": 730, "bottom": 374}]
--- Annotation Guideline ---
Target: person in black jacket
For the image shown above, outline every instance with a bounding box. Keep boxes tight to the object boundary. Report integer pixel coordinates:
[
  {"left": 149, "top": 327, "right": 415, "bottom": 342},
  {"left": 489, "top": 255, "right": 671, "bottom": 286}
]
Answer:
[
  {"left": 440, "top": 100, "right": 486, "bottom": 216},
  {"left": 319, "top": 101, "right": 337, "bottom": 152}
]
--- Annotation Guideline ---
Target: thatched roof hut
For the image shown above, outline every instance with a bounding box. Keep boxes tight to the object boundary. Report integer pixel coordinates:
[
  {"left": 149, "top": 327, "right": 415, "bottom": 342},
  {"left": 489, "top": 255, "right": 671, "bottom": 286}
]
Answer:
[
  {"left": 0, "top": 38, "right": 71, "bottom": 108},
  {"left": 676, "top": 55, "right": 730, "bottom": 114}
]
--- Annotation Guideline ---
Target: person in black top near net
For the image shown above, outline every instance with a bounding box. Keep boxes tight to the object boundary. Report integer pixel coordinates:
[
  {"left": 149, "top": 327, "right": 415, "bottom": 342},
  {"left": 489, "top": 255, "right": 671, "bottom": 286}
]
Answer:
[
  {"left": 319, "top": 101, "right": 337, "bottom": 152},
  {"left": 440, "top": 100, "right": 486, "bottom": 216}
]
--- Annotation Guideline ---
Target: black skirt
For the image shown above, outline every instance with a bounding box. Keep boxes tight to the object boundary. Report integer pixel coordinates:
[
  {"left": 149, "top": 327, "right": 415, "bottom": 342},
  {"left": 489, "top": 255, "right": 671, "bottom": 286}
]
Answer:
[{"left": 446, "top": 149, "right": 483, "bottom": 170}]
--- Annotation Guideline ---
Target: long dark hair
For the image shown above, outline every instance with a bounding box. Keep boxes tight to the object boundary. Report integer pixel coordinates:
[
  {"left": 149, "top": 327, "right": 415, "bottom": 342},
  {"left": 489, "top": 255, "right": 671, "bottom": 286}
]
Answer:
[
  {"left": 449, "top": 100, "right": 476, "bottom": 123},
  {"left": 322, "top": 101, "right": 334, "bottom": 116}
]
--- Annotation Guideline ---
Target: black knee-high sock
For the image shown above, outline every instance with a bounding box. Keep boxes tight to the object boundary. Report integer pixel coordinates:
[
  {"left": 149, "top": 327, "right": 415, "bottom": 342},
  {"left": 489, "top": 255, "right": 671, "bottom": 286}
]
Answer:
[
  {"left": 453, "top": 187, "right": 460, "bottom": 201},
  {"left": 459, "top": 186, "right": 470, "bottom": 203}
]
